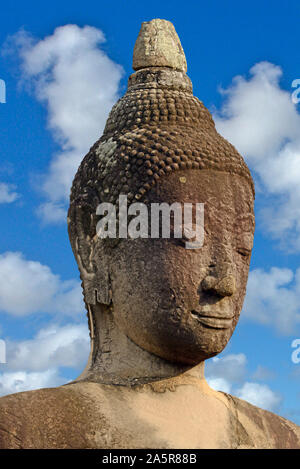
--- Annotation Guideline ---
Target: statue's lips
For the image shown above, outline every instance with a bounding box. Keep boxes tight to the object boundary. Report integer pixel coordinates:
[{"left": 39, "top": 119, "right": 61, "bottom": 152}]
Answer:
[{"left": 191, "top": 310, "right": 234, "bottom": 329}]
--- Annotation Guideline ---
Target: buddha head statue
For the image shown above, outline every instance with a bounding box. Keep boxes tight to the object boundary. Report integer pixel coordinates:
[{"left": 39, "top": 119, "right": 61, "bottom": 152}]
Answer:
[{"left": 68, "top": 19, "right": 255, "bottom": 373}]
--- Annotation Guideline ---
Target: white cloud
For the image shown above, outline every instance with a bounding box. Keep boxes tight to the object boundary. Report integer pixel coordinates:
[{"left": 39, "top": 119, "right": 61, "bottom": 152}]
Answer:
[
  {"left": 5, "top": 323, "right": 89, "bottom": 371},
  {"left": 0, "top": 183, "right": 19, "bottom": 204},
  {"left": 243, "top": 267, "right": 300, "bottom": 334},
  {"left": 0, "top": 369, "right": 65, "bottom": 396},
  {"left": 206, "top": 377, "right": 232, "bottom": 394},
  {"left": 206, "top": 353, "right": 247, "bottom": 384},
  {"left": 6, "top": 24, "right": 123, "bottom": 222},
  {"left": 0, "top": 251, "right": 84, "bottom": 317},
  {"left": 236, "top": 382, "right": 282, "bottom": 412},
  {"left": 37, "top": 201, "right": 67, "bottom": 224},
  {"left": 0, "top": 322, "right": 90, "bottom": 397},
  {"left": 214, "top": 62, "right": 300, "bottom": 250},
  {"left": 215, "top": 62, "right": 300, "bottom": 161},
  {"left": 206, "top": 353, "right": 281, "bottom": 412}
]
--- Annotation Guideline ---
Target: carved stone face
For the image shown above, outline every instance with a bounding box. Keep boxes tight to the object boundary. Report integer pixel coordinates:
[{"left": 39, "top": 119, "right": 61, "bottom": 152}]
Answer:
[{"left": 96, "top": 169, "right": 255, "bottom": 365}]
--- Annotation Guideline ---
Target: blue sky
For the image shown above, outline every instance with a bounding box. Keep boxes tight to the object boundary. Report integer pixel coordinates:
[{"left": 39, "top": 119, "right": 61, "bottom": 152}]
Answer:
[{"left": 0, "top": 0, "right": 300, "bottom": 423}]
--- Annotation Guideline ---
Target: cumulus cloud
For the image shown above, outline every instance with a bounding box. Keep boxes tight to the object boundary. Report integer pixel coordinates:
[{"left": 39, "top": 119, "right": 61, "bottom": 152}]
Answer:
[
  {"left": 37, "top": 201, "right": 67, "bottom": 224},
  {"left": 206, "top": 353, "right": 281, "bottom": 412},
  {"left": 206, "top": 377, "right": 232, "bottom": 394},
  {"left": 5, "top": 323, "right": 89, "bottom": 371},
  {"left": 236, "top": 382, "right": 282, "bottom": 412},
  {"left": 5, "top": 24, "right": 123, "bottom": 222},
  {"left": 0, "top": 251, "right": 84, "bottom": 317},
  {"left": 206, "top": 353, "right": 246, "bottom": 396},
  {"left": 0, "top": 322, "right": 90, "bottom": 396},
  {"left": 214, "top": 62, "right": 300, "bottom": 250},
  {"left": 0, "top": 252, "right": 88, "bottom": 395},
  {"left": 0, "top": 183, "right": 19, "bottom": 203},
  {"left": 206, "top": 353, "right": 247, "bottom": 384},
  {"left": 0, "top": 369, "right": 65, "bottom": 396},
  {"left": 243, "top": 267, "right": 300, "bottom": 334}
]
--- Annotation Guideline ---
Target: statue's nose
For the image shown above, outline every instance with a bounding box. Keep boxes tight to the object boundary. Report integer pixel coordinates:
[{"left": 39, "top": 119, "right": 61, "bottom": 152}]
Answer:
[{"left": 202, "top": 274, "right": 236, "bottom": 297}]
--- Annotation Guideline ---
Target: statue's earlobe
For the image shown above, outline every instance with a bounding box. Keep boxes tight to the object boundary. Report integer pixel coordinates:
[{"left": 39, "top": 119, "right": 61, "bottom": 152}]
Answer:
[
  {"left": 94, "top": 263, "right": 112, "bottom": 305},
  {"left": 68, "top": 204, "right": 112, "bottom": 306}
]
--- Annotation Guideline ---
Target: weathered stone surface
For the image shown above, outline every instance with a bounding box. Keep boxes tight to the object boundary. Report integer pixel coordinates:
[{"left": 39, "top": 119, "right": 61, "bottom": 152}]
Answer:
[
  {"left": 0, "top": 18, "right": 299, "bottom": 449},
  {"left": 133, "top": 19, "right": 187, "bottom": 72},
  {"left": 0, "top": 381, "right": 299, "bottom": 449}
]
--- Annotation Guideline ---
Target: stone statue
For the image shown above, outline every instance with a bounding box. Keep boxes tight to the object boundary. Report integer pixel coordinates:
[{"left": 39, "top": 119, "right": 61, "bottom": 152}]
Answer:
[{"left": 0, "top": 18, "right": 299, "bottom": 449}]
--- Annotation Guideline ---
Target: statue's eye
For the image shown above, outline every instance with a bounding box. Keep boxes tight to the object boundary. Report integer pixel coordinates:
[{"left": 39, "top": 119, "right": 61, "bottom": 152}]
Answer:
[
  {"left": 237, "top": 247, "right": 251, "bottom": 257},
  {"left": 172, "top": 237, "right": 203, "bottom": 250},
  {"left": 177, "top": 238, "right": 187, "bottom": 248},
  {"left": 171, "top": 238, "right": 203, "bottom": 250}
]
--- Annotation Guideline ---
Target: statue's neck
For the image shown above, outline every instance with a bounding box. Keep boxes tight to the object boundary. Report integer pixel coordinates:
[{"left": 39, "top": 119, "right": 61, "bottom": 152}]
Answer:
[{"left": 73, "top": 303, "right": 207, "bottom": 388}]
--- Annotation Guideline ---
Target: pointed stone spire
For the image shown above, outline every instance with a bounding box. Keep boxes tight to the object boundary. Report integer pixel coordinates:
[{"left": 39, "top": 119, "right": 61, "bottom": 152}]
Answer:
[{"left": 132, "top": 18, "right": 187, "bottom": 72}]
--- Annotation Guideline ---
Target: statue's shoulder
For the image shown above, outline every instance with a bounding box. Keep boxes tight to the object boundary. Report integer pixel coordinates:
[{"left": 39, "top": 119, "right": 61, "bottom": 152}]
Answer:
[
  {"left": 0, "top": 382, "right": 106, "bottom": 448},
  {"left": 222, "top": 392, "right": 300, "bottom": 449}
]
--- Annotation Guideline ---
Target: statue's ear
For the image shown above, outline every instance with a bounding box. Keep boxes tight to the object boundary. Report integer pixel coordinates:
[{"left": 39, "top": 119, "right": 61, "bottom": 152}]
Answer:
[{"left": 68, "top": 203, "right": 112, "bottom": 306}]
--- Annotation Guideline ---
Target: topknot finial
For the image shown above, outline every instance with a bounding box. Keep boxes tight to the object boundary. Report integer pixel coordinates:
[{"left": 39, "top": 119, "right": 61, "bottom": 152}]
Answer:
[{"left": 132, "top": 19, "right": 187, "bottom": 73}]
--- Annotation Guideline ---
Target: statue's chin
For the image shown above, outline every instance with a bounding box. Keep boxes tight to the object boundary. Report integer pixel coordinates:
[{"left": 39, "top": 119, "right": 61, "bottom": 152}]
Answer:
[{"left": 129, "top": 323, "right": 233, "bottom": 366}]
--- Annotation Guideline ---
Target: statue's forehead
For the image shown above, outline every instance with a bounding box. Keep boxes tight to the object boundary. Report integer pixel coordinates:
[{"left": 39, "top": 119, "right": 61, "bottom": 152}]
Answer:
[
  {"left": 151, "top": 170, "right": 254, "bottom": 207},
  {"left": 204, "top": 197, "right": 254, "bottom": 233}
]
